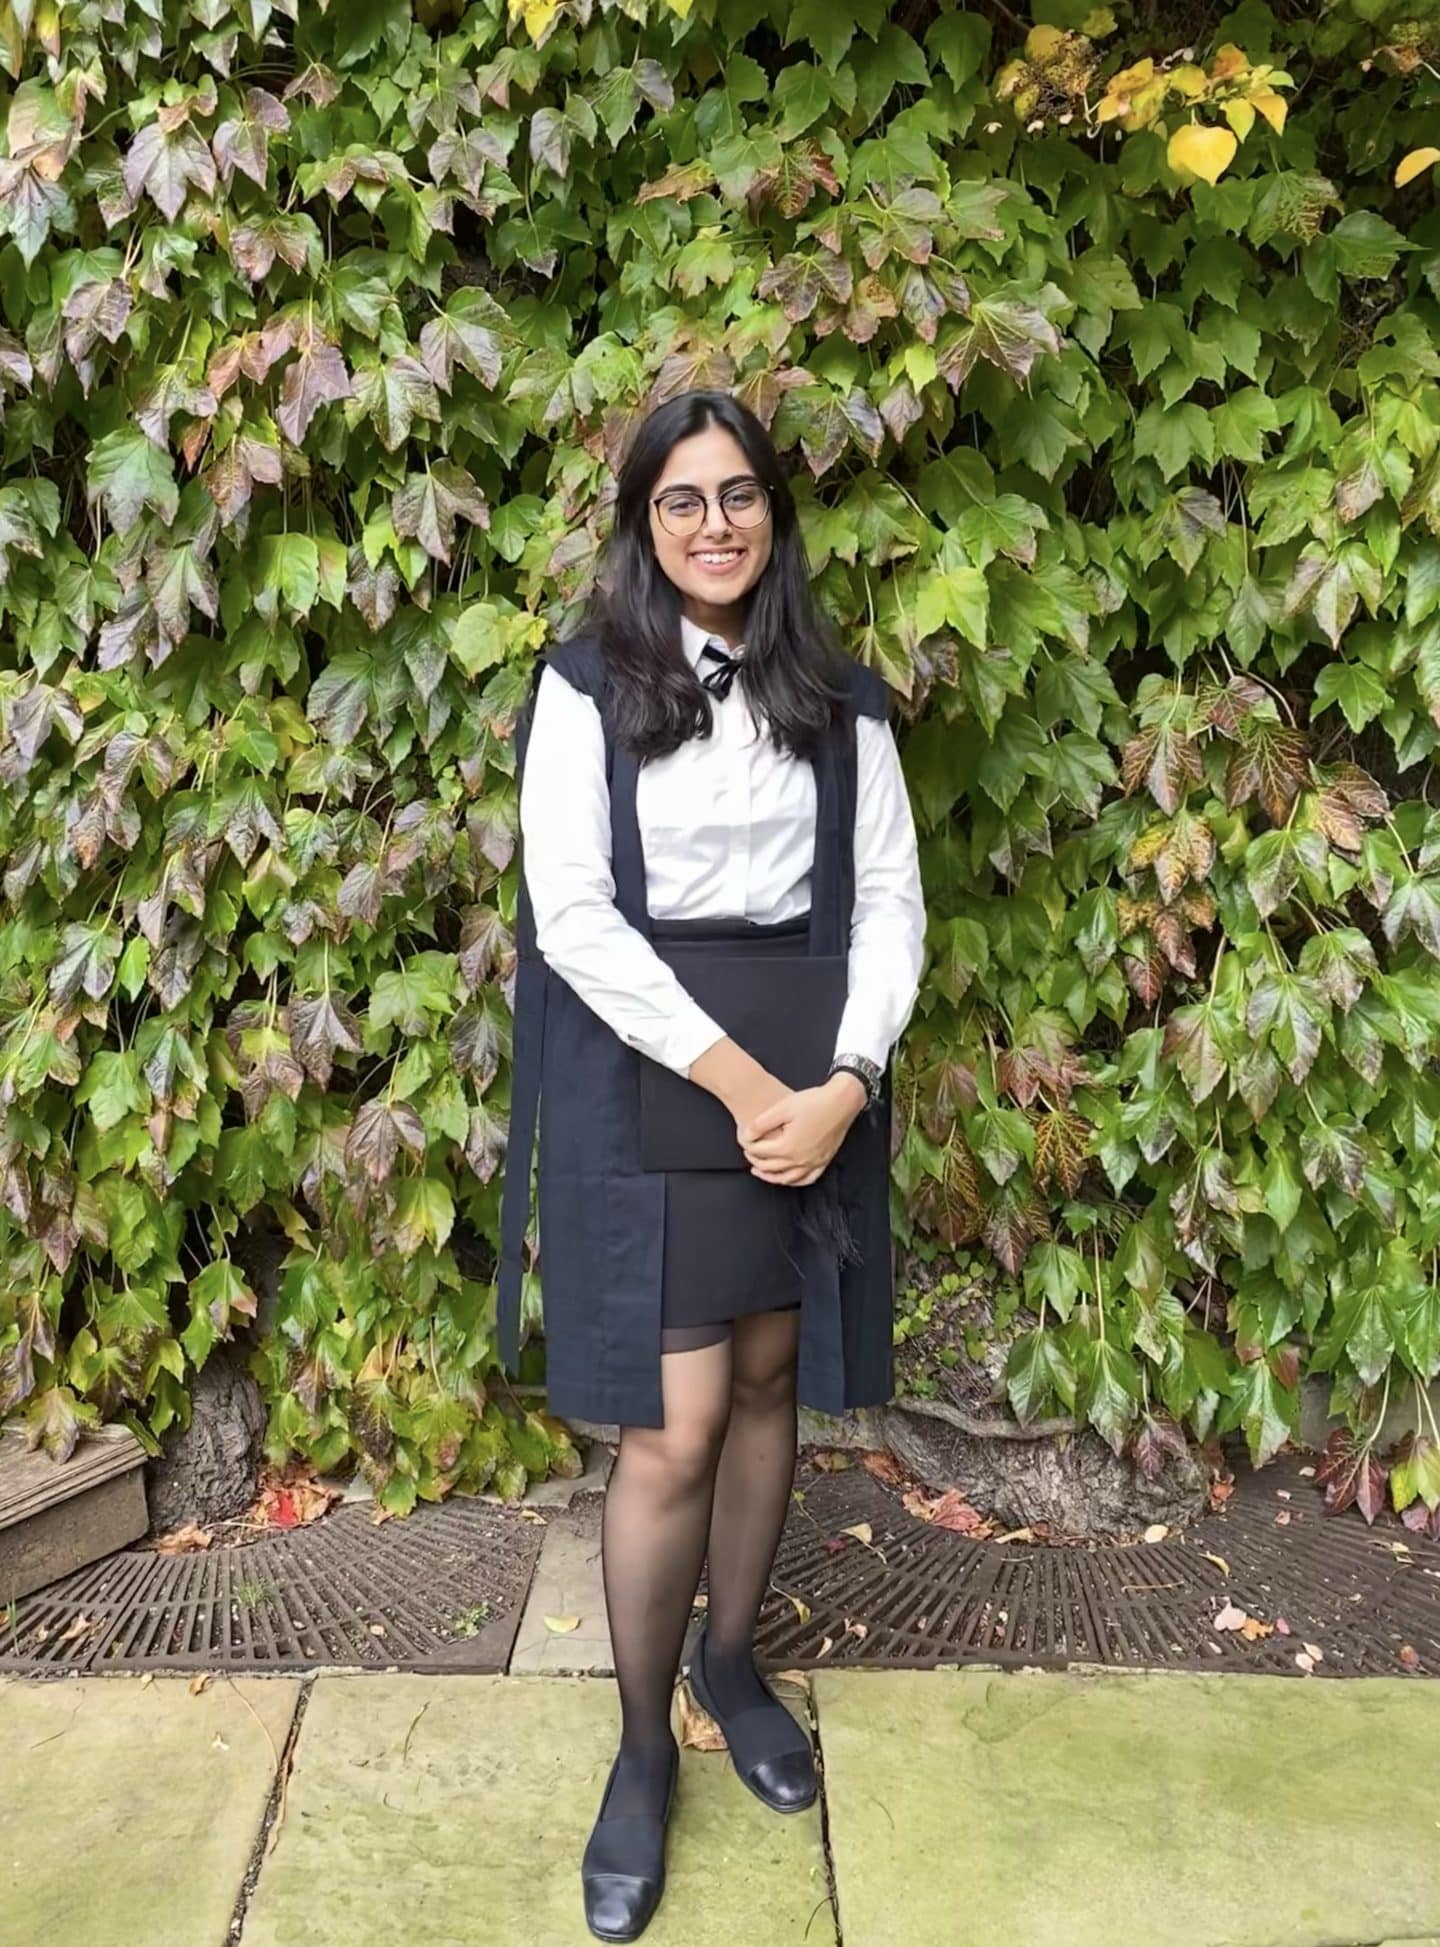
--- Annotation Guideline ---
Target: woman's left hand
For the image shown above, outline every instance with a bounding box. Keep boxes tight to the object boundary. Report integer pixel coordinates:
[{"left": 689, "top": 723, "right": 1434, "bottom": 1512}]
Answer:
[{"left": 738, "top": 1072, "right": 869, "bottom": 1185}]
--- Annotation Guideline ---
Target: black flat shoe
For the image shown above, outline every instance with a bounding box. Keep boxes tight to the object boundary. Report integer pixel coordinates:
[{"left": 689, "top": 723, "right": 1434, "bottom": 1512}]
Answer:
[
  {"left": 581, "top": 1740, "right": 679, "bottom": 1942},
  {"left": 687, "top": 1621, "right": 817, "bottom": 1814}
]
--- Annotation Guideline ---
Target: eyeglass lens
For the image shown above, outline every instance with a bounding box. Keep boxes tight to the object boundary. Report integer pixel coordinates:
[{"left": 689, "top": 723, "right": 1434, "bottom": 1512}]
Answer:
[{"left": 655, "top": 483, "right": 769, "bottom": 534}]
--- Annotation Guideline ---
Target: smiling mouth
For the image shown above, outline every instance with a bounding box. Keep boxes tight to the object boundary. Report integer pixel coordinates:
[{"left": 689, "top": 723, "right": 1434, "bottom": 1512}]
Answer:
[{"left": 690, "top": 548, "right": 746, "bottom": 566}]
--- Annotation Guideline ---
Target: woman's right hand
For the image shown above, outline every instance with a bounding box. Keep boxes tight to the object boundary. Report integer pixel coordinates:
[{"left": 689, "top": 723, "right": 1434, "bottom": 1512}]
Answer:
[{"left": 687, "top": 1037, "right": 793, "bottom": 1146}]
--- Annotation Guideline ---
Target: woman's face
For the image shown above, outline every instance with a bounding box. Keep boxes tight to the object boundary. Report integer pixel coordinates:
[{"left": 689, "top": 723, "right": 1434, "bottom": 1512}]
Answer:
[{"left": 646, "top": 423, "right": 774, "bottom": 628}]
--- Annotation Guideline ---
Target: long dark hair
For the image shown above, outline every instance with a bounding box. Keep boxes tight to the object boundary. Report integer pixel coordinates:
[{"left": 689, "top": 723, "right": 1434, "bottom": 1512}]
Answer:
[{"left": 578, "top": 390, "right": 850, "bottom": 761}]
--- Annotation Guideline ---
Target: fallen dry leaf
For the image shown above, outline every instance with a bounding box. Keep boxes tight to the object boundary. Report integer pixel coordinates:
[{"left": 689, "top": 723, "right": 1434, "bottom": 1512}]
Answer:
[
  {"left": 1143, "top": 1523, "right": 1170, "bottom": 1543},
  {"left": 1201, "top": 1551, "right": 1230, "bottom": 1575},
  {"left": 543, "top": 1615, "right": 580, "bottom": 1633},
  {"left": 1214, "top": 1600, "right": 1273, "bottom": 1641},
  {"left": 188, "top": 1673, "right": 211, "bottom": 1695},
  {"left": 810, "top": 1449, "right": 853, "bottom": 1472},
  {"left": 841, "top": 1521, "right": 872, "bottom": 1545},
  {"left": 676, "top": 1682, "right": 725, "bottom": 1751},
  {"left": 861, "top": 1449, "right": 908, "bottom": 1486},
  {"left": 152, "top": 1521, "right": 214, "bottom": 1555}
]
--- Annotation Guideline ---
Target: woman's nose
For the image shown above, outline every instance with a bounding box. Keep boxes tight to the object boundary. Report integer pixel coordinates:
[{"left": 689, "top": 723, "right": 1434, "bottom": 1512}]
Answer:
[{"left": 701, "top": 499, "right": 732, "bottom": 537}]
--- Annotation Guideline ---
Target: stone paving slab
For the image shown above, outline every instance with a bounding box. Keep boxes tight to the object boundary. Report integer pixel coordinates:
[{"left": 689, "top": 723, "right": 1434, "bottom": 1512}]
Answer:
[
  {"left": 510, "top": 1502, "right": 613, "bottom": 1675},
  {"left": 240, "top": 1673, "right": 831, "bottom": 1947},
  {"left": 813, "top": 1666, "right": 1440, "bottom": 1947},
  {"left": 0, "top": 1672, "right": 299, "bottom": 1947}
]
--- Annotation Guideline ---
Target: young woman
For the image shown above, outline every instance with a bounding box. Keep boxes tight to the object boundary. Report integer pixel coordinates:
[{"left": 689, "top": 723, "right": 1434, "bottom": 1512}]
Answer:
[{"left": 496, "top": 389, "right": 925, "bottom": 1941}]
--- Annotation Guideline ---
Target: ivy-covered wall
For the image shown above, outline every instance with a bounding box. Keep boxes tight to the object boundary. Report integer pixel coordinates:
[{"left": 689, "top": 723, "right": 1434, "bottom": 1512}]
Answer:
[{"left": 2, "top": 0, "right": 1439, "bottom": 1525}]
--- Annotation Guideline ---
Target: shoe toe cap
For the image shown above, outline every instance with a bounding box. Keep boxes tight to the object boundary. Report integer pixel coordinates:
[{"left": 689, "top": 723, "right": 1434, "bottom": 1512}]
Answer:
[
  {"left": 584, "top": 1872, "right": 658, "bottom": 1939},
  {"left": 751, "top": 1748, "right": 817, "bottom": 1808}
]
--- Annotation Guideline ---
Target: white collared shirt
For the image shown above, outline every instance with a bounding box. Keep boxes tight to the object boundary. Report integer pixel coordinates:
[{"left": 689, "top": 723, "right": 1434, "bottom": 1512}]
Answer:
[{"left": 517, "top": 613, "right": 926, "bottom": 1074}]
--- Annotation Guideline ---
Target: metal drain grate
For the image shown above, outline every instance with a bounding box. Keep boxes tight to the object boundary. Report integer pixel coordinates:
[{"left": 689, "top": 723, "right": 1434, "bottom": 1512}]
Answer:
[
  {"left": 742, "top": 1445, "right": 1440, "bottom": 1677},
  {"left": 0, "top": 1493, "right": 543, "bottom": 1676}
]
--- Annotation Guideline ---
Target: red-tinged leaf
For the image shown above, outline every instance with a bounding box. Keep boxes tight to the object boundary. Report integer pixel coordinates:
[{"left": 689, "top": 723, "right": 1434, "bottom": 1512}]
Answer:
[
  {"left": 287, "top": 991, "right": 363, "bottom": 1090},
  {"left": 204, "top": 427, "right": 283, "bottom": 523},
  {"left": 856, "top": 185, "right": 945, "bottom": 269},
  {"left": 1163, "top": 1004, "right": 1228, "bottom": 1103},
  {"left": 350, "top": 355, "right": 441, "bottom": 452},
  {"left": 981, "top": 1182, "right": 1038, "bottom": 1276},
  {"left": 419, "top": 297, "right": 504, "bottom": 392},
  {"left": 1203, "top": 673, "right": 1268, "bottom": 737},
  {"left": 1122, "top": 942, "right": 1167, "bottom": 1005},
  {"left": 458, "top": 906, "right": 514, "bottom": 989},
  {"left": 391, "top": 462, "right": 489, "bottom": 565},
  {"left": 346, "top": 1098, "right": 427, "bottom": 1185},
  {"left": 346, "top": 547, "right": 401, "bottom": 631},
  {"left": 936, "top": 293, "right": 1063, "bottom": 389},
  {"left": 122, "top": 120, "right": 216, "bottom": 221},
  {"left": 1225, "top": 718, "right": 1308, "bottom": 826},
  {"left": 276, "top": 340, "right": 350, "bottom": 445},
  {"left": 1031, "top": 1110, "right": 1089, "bottom": 1195},
  {"left": 213, "top": 86, "right": 288, "bottom": 188},
  {"left": 748, "top": 138, "right": 839, "bottom": 220},
  {"left": 756, "top": 249, "right": 852, "bottom": 323},
  {"left": 283, "top": 63, "right": 340, "bottom": 107},
  {"left": 635, "top": 158, "right": 716, "bottom": 205},
  {"left": 1121, "top": 723, "right": 1203, "bottom": 814},
  {"left": 228, "top": 214, "right": 317, "bottom": 281}
]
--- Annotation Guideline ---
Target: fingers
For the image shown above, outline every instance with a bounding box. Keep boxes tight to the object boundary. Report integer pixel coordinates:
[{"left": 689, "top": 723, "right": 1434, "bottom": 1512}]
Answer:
[{"left": 739, "top": 1098, "right": 793, "bottom": 1143}]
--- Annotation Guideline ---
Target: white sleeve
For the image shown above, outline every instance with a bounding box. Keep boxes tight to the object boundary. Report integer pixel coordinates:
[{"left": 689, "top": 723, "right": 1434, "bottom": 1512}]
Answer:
[
  {"left": 518, "top": 664, "right": 727, "bottom": 1075},
  {"left": 833, "top": 712, "right": 926, "bottom": 1069}
]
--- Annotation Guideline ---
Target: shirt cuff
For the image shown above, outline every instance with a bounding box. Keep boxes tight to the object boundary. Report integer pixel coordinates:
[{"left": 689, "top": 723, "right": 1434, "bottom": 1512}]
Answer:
[
  {"left": 660, "top": 1000, "right": 728, "bottom": 1076},
  {"left": 831, "top": 1001, "right": 893, "bottom": 1073}
]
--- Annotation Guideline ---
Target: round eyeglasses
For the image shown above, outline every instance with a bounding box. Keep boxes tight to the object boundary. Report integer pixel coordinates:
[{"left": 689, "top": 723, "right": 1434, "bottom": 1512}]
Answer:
[{"left": 651, "top": 481, "right": 771, "bottom": 537}]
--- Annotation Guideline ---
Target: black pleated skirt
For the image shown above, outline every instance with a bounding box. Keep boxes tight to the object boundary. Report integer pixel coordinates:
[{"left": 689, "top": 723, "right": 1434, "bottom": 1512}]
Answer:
[{"left": 653, "top": 914, "right": 809, "bottom": 1329}]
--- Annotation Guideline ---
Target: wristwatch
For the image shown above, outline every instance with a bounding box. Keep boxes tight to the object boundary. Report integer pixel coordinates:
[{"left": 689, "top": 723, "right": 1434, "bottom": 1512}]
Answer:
[{"left": 828, "top": 1052, "right": 884, "bottom": 1107}]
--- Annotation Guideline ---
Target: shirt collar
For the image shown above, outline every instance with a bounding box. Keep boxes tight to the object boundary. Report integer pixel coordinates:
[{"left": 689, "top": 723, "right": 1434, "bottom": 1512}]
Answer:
[{"left": 679, "top": 612, "right": 744, "bottom": 670}]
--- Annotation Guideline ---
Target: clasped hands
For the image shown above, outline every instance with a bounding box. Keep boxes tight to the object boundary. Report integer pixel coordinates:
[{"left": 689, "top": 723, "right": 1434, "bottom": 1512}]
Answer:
[
  {"left": 685, "top": 1039, "right": 869, "bottom": 1188},
  {"left": 735, "top": 1072, "right": 868, "bottom": 1187}
]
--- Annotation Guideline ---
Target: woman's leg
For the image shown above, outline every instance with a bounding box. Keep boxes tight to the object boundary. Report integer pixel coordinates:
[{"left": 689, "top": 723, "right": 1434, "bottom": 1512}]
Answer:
[
  {"left": 598, "top": 1331, "right": 734, "bottom": 1820},
  {"left": 697, "top": 1303, "right": 802, "bottom": 1714}
]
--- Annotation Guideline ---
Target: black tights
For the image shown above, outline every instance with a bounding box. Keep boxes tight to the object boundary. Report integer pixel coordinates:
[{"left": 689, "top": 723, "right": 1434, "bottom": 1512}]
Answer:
[{"left": 597, "top": 1304, "right": 801, "bottom": 1821}]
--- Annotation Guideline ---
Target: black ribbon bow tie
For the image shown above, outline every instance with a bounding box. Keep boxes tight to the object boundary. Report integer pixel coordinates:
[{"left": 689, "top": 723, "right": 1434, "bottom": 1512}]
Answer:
[{"left": 698, "top": 640, "right": 743, "bottom": 699}]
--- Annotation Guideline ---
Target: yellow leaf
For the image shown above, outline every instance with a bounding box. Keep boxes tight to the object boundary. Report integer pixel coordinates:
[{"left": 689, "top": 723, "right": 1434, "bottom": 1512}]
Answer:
[
  {"left": 1168, "top": 123, "right": 1238, "bottom": 186},
  {"left": 507, "top": 0, "right": 560, "bottom": 41},
  {"left": 1250, "top": 88, "right": 1287, "bottom": 134},
  {"left": 661, "top": 0, "right": 693, "bottom": 14},
  {"left": 1201, "top": 1551, "right": 1231, "bottom": 1575},
  {"left": 1168, "top": 64, "right": 1208, "bottom": 101},
  {"left": 1142, "top": 1522, "right": 1169, "bottom": 1543},
  {"left": 1081, "top": 7, "right": 1116, "bottom": 33},
  {"left": 1096, "top": 94, "right": 1127, "bottom": 125},
  {"left": 1210, "top": 42, "right": 1247, "bottom": 82},
  {"left": 543, "top": 1614, "right": 580, "bottom": 1632},
  {"left": 1223, "top": 99, "right": 1256, "bottom": 142},
  {"left": 841, "top": 1522, "right": 873, "bottom": 1545},
  {"left": 1108, "top": 58, "right": 1155, "bottom": 94},
  {"left": 1396, "top": 146, "right": 1440, "bottom": 188},
  {"left": 1025, "top": 25, "right": 1067, "bottom": 60}
]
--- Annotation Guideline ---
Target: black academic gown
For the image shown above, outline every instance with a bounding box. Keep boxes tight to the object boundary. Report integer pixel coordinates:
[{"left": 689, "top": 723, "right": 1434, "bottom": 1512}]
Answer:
[{"left": 496, "top": 632, "right": 897, "bottom": 1429}]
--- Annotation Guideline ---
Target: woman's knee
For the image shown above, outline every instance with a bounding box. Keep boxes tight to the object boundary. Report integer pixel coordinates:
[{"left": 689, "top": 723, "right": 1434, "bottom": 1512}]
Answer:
[
  {"left": 731, "top": 1320, "right": 800, "bottom": 1412},
  {"left": 625, "top": 1402, "right": 729, "bottom": 1486}
]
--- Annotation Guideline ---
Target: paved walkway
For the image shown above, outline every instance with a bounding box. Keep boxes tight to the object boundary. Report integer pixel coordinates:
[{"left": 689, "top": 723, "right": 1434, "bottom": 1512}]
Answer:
[{"left": 3, "top": 1662, "right": 1438, "bottom": 1947}]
